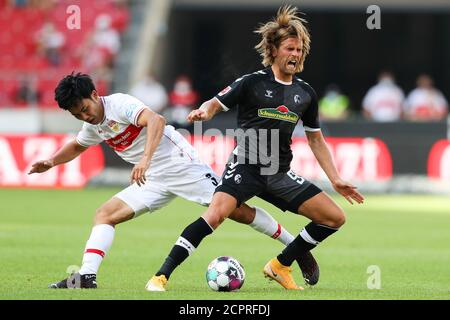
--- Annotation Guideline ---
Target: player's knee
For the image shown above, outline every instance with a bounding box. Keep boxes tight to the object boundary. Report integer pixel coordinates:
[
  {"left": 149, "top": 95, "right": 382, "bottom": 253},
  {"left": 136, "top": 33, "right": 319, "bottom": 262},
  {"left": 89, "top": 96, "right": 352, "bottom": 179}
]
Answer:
[
  {"left": 204, "top": 213, "right": 225, "bottom": 229},
  {"left": 203, "top": 207, "right": 229, "bottom": 229},
  {"left": 330, "top": 210, "right": 346, "bottom": 228},
  {"left": 94, "top": 207, "right": 115, "bottom": 225}
]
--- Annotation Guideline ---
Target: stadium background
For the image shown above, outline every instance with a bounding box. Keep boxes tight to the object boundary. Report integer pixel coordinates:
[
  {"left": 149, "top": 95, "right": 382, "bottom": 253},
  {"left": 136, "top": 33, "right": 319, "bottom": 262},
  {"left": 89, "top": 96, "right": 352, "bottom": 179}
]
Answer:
[{"left": 0, "top": 0, "right": 449, "bottom": 301}]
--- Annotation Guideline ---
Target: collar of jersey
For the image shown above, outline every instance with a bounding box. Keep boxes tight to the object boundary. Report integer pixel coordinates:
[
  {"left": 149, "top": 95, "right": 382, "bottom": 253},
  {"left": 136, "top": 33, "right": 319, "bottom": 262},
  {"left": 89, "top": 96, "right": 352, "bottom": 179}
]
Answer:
[
  {"left": 99, "top": 96, "right": 107, "bottom": 124},
  {"left": 267, "top": 67, "right": 293, "bottom": 85},
  {"left": 274, "top": 77, "right": 292, "bottom": 85}
]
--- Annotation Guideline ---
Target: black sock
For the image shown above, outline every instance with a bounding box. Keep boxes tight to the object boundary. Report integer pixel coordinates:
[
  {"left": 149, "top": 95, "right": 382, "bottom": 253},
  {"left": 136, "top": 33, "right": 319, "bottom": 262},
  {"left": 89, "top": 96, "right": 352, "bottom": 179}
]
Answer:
[
  {"left": 156, "top": 217, "right": 213, "bottom": 279},
  {"left": 277, "top": 222, "right": 338, "bottom": 266}
]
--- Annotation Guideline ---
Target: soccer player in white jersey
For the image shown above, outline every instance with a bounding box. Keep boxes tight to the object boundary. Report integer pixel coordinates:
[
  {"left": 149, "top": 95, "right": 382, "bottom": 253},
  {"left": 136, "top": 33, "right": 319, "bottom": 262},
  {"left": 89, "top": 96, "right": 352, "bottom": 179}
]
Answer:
[{"left": 28, "top": 72, "right": 318, "bottom": 289}]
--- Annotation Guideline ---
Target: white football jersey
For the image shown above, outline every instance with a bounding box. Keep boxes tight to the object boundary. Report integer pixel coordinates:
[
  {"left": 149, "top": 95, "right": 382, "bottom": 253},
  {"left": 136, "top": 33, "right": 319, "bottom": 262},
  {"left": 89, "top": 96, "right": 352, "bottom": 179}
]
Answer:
[{"left": 76, "top": 93, "right": 198, "bottom": 170}]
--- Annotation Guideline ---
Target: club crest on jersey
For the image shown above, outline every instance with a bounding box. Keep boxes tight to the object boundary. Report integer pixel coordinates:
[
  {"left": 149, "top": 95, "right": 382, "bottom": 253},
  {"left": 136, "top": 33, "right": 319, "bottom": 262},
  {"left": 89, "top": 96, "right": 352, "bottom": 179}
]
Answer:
[
  {"left": 265, "top": 90, "right": 273, "bottom": 98},
  {"left": 257, "top": 105, "right": 299, "bottom": 123},
  {"left": 107, "top": 119, "right": 120, "bottom": 133},
  {"left": 218, "top": 86, "right": 232, "bottom": 96}
]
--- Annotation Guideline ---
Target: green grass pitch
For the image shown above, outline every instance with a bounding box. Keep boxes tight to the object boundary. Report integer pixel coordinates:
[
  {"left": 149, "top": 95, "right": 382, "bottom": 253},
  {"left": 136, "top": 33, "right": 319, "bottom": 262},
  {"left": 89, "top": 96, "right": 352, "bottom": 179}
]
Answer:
[{"left": 0, "top": 188, "right": 449, "bottom": 300}]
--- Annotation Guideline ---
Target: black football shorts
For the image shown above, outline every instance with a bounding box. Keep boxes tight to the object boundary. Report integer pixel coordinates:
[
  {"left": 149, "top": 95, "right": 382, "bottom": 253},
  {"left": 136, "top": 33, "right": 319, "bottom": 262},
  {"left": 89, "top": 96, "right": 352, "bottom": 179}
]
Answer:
[{"left": 215, "top": 159, "right": 322, "bottom": 213}]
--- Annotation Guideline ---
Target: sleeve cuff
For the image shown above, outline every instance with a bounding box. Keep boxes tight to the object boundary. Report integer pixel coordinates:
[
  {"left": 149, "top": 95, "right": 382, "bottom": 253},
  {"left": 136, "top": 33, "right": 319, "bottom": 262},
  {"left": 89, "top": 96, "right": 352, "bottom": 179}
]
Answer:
[
  {"left": 214, "top": 97, "right": 229, "bottom": 111},
  {"left": 304, "top": 126, "right": 321, "bottom": 132},
  {"left": 133, "top": 107, "right": 147, "bottom": 126}
]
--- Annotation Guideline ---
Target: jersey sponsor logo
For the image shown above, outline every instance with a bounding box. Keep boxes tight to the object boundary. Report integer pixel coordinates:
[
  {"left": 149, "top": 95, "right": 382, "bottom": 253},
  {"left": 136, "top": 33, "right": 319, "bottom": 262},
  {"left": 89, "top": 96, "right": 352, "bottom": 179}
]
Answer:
[
  {"left": 105, "top": 124, "right": 143, "bottom": 152},
  {"left": 106, "top": 119, "right": 120, "bottom": 133},
  {"left": 257, "top": 105, "right": 299, "bottom": 123},
  {"left": 218, "top": 86, "right": 232, "bottom": 96}
]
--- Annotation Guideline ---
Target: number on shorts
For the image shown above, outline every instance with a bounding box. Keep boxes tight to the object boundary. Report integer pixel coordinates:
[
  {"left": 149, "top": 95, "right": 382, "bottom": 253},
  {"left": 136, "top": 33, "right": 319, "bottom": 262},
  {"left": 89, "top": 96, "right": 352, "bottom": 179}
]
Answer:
[{"left": 287, "top": 170, "right": 305, "bottom": 185}]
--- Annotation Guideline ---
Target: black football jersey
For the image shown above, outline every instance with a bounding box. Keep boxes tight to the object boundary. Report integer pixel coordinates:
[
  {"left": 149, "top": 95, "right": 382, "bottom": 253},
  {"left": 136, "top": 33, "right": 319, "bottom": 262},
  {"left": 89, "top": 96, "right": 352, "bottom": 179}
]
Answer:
[{"left": 215, "top": 67, "right": 320, "bottom": 173}]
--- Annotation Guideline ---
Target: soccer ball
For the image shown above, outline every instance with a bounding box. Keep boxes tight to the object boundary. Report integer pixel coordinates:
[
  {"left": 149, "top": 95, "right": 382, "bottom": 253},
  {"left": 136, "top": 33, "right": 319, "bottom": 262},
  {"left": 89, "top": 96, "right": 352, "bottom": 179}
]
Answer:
[{"left": 205, "top": 256, "right": 245, "bottom": 292}]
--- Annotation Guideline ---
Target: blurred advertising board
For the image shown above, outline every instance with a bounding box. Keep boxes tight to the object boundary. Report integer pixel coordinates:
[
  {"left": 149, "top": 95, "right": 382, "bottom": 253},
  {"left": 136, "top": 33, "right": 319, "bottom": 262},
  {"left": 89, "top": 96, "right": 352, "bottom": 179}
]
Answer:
[
  {"left": 190, "top": 136, "right": 393, "bottom": 182},
  {"left": 0, "top": 135, "right": 104, "bottom": 188},
  {"left": 0, "top": 134, "right": 405, "bottom": 188},
  {"left": 428, "top": 140, "right": 450, "bottom": 181}
]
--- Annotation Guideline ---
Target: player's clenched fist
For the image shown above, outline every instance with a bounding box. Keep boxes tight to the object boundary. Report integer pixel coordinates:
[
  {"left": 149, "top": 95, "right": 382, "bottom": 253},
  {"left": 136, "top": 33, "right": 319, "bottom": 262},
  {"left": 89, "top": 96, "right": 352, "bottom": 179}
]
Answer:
[
  {"left": 187, "top": 109, "right": 208, "bottom": 123},
  {"left": 28, "top": 160, "right": 54, "bottom": 174}
]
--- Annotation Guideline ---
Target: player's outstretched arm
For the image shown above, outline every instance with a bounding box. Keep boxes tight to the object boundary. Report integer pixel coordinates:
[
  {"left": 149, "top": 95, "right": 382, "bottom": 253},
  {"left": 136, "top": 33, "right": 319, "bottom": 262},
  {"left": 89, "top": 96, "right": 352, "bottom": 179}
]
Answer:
[
  {"left": 28, "top": 140, "right": 88, "bottom": 174},
  {"left": 305, "top": 130, "right": 364, "bottom": 205},
  {"left": 187, "top": 98, "right": 223, "bottom": 123}
]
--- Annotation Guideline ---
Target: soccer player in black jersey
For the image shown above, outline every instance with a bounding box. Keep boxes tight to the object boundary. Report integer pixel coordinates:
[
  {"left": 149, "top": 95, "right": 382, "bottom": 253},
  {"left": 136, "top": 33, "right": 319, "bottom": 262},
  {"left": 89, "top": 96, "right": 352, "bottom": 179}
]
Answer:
[{"left": 146, "top": 5, "right": 364, "bottom": 291}]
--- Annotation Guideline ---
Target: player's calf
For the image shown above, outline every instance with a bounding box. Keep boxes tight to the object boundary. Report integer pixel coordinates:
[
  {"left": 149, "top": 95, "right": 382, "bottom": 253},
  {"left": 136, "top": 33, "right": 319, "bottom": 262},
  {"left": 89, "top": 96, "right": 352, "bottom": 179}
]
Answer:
[{"left": 295, "top": 251, "right": 320, "bottom": 286}]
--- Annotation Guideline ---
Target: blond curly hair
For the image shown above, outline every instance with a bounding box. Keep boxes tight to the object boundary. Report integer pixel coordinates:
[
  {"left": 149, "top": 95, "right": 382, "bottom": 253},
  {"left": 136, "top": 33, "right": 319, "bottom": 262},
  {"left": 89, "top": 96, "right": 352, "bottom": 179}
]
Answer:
[{"left": 255, "top": 5, "right": 311, "bottom": 73}]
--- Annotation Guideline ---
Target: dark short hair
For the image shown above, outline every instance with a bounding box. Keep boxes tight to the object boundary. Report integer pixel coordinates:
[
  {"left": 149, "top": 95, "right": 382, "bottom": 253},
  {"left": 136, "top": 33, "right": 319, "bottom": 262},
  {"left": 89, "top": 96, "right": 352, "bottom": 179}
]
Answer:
[{"left": 54, "top": 72, "right": 96, "bottom": 110}]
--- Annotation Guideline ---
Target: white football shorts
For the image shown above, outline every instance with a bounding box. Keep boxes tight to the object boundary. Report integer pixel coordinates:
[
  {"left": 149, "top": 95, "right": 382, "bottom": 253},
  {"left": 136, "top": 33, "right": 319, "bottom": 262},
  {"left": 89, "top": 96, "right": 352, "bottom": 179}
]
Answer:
[{"left": 114, "top": 160, "right": 220, "bottom": 218}]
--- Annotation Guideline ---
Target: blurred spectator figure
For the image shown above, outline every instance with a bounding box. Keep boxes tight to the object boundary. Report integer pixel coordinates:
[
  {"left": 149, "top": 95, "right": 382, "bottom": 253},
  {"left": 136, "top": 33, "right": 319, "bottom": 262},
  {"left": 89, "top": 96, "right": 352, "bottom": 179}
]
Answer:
[
  {"left": 35, "top": 22, "right": 65, "bottom": 66},
  {"left": 130, "top": 73, "right": 168, "bottom": 114},
  {"left": 13, "top": 74, "right": 41, "bottom": 107},
  {"left": 92, "top": 14, "right": 121, "bottom": 58},
  {"left": 8, "top": 0, "right": 27, "bottom": 7},
  {"left": 167, "top": 75, "right": 199, "bottom": 127},
  {"left": 28, "top": 0, "right": 55, "bottom": 9},
  {"left": 362, "top": 71, "right": 405, "bottom": 122},
  {"left": 404, "top": 74, "right": 448, "bottom": 121},
  {"left": 318, "top": 84, "right": 349, "bottom": 121},
  {"left": 79, "top": 14, "right": 121, "bottom": 76}
]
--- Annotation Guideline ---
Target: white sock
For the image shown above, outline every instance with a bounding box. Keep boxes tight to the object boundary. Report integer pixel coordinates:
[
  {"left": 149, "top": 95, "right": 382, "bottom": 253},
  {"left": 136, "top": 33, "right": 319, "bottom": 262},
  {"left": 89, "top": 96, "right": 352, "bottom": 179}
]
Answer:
[
  {"left": 79, "top": 224, "right": 115, "bottom": 275},
  {"left": 250, "top": 207, "right": 295, "bottom": 246}
]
